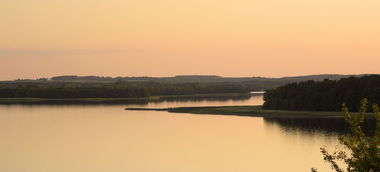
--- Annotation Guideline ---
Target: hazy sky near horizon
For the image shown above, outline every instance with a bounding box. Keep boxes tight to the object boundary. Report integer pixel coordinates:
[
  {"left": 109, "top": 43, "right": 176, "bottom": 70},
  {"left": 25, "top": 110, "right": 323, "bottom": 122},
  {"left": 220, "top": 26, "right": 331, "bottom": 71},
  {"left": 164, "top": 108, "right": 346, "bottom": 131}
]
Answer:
[{"left": 1, "top": 0, "right": 379, "bottom": 80}]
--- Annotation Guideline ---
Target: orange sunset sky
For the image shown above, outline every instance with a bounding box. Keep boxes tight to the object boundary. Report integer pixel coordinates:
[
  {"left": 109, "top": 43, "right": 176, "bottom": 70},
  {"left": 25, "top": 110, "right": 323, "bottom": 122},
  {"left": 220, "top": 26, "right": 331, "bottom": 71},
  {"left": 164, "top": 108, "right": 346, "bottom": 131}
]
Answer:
[{"left": 0, "top": 0, "right": 379, "bottom": 80}]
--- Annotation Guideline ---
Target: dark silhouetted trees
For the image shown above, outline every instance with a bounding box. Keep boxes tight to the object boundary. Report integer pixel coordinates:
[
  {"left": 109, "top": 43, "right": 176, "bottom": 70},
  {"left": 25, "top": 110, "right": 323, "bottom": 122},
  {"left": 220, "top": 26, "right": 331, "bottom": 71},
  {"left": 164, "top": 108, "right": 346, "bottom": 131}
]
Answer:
[
  {"left": 263, "top": 75, "right": 380, "bottom": 111},
  {"left": 0, "top": 81, "right": 252, "bottom": 98}
]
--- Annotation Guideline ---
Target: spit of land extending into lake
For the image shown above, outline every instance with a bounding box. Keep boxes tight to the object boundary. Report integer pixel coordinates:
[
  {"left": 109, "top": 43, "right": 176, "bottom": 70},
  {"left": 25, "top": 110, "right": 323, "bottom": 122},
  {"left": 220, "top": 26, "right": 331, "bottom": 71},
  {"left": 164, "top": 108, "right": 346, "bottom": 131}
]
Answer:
[{"left": 126, "top": 105, "right": 375, "bottom": 119}]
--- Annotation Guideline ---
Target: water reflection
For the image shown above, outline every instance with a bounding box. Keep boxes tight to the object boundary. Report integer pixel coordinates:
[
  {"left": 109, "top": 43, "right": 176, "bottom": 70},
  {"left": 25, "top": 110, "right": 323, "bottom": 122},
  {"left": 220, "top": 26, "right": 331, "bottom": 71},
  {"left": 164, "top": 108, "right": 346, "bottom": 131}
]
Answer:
[
  {"left": 1, "top": 94, "right": 254, "bottom": 106},
  {"left": 127, "top": 94, "right": 263, "bottom": 108},
  {"left": 0, "top": 94, "right": 343, "bottom": 172},
  {"left": 264, "top": 117, "right": 376, "bottom": 135},
  {"left": 0, "top": 105, "right": 338, "bottom": 172},
  {"left": 159, "top": 94, "right": 252, "bottom": 102}
]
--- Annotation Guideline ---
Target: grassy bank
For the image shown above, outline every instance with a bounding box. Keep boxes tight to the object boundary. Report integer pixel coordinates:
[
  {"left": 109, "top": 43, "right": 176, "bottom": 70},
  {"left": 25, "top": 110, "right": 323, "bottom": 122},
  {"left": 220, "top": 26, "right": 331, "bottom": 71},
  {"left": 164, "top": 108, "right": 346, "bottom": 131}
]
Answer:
[{"left": 126, "top": 106, "right": 374, "bottom": 119}]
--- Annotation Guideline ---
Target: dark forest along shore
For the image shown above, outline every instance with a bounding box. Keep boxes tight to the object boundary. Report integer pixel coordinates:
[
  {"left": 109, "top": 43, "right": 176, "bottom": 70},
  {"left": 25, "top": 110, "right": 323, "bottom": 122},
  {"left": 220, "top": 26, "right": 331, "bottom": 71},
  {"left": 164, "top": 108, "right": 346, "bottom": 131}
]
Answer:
[
  {"left": 0, "top": 74, "right": 359, "bottom": 100},
  {"left": 0, "top": 93, "right": 254, "bottom": 105}
]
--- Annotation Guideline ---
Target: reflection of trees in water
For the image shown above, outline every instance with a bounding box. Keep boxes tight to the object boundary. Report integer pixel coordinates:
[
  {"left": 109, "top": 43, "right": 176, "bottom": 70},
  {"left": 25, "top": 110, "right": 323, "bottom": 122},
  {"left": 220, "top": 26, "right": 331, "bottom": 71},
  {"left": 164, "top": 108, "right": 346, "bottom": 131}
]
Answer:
[
  {"left": 128, "top": 95, "right": 253, "bottom": 106},
  {"left": 264, "top": 117, "right": 376, "bottom": 136},
  {"left": 159, "top": 95, "right": 252, "bottom": 103}
]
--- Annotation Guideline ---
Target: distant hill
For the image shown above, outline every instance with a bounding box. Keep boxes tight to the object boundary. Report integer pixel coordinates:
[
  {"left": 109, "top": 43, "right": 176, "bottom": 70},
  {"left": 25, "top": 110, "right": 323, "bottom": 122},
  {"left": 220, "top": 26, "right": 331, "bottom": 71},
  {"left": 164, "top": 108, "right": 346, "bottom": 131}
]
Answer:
[
  {"left": 47, "top": 74, "right": 365, "bottom": 84},
  {"left": 1, "top": 74, "right": 372, "bottom": 91}
]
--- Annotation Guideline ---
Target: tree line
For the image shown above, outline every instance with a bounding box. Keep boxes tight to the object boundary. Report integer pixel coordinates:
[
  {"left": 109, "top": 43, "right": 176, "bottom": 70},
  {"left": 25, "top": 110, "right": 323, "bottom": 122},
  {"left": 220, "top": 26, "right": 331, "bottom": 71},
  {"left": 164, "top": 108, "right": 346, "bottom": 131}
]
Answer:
[
  {"left": 263, "top": 75, "right": 380, "bottom": 111},
  {"left": 0, "top": 81, "right": 253, "bottom": 98}
]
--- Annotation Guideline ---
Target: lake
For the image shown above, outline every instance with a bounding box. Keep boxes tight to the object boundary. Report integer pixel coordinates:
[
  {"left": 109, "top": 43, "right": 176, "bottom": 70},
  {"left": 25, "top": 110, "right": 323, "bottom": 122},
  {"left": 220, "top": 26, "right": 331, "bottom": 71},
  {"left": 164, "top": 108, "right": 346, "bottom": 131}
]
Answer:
[{"left": 0, "top": 95, "right": 341, "bottom": 172}]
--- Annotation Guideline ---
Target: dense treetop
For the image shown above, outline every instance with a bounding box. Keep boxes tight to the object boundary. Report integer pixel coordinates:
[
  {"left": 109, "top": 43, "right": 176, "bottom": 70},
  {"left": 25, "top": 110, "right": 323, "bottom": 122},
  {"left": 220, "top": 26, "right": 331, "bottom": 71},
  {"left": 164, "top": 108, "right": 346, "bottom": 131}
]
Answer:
[
  {"left": 263, "top": 75, "right": 380, "bottom": 111},
  {"left": 0, "top": 81, "right": 253, "bottom": 98}
]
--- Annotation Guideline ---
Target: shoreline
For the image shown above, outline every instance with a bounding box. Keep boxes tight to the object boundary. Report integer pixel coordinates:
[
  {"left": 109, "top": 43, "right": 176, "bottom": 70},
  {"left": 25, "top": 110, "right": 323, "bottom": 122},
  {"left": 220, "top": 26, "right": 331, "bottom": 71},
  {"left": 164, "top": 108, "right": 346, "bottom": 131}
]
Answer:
[
  {"left": 0, "top": 93, "right": 253, "bottom": 104},
  {"left": 126, "top": 106, "right": 374, "bottom": 119}
]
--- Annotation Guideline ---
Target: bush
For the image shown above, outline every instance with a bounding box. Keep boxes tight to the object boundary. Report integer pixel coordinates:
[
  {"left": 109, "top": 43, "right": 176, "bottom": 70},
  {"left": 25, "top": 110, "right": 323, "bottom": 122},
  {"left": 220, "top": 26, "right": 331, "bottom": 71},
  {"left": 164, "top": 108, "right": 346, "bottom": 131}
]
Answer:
[{"left": 312, "top": 98, "right": 380, "bottom": 172}]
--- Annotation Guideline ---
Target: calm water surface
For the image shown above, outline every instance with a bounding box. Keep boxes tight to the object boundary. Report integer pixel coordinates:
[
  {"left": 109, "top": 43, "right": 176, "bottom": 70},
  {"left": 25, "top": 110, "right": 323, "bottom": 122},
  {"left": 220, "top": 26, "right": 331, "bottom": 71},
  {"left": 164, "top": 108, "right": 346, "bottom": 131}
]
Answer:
[{"left": 0, "top": 95, "right": 340, "bottom": 172}]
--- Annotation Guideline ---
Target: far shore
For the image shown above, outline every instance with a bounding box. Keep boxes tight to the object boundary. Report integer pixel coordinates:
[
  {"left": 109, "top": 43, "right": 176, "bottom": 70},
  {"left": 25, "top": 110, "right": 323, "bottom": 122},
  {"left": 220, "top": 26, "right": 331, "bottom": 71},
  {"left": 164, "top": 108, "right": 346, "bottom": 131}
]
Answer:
[
  {"left": 126, "top": 106, "right": 375, "bottom": 119},
  {"left": 0, "top": 93, "right": 253, "bottom": 104}
]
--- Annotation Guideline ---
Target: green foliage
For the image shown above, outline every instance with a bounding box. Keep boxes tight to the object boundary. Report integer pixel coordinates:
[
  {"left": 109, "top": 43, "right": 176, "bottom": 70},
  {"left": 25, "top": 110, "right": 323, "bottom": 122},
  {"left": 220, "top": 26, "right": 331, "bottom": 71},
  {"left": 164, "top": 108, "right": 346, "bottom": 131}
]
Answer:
[
  {"left": 313, "top": 98, "right": 380, "bottom": 172},
  {"left": 264, "top": 75, "right": 380, "bottom": 111}
]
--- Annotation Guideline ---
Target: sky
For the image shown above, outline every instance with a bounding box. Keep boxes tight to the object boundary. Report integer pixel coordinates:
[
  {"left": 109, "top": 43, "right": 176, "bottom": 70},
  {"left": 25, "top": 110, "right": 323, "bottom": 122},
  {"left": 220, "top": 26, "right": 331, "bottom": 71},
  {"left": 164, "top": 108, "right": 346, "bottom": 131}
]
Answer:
[{"left": 0, "top": 0, "right": 379, "bottom": 80}]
